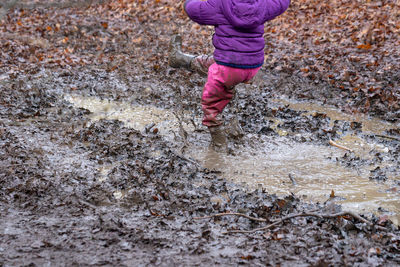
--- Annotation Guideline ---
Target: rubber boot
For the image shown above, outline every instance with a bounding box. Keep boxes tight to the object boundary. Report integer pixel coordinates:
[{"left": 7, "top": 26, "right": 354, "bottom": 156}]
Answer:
[
  {"left": 168, "top": 35, "right": 195, "bottom": 70},
  {"left": 209, "top": 125, "right": 227, "bottom": 152},
  {"left": 226, "top": 117, "right": 244, "bottom": 139}
]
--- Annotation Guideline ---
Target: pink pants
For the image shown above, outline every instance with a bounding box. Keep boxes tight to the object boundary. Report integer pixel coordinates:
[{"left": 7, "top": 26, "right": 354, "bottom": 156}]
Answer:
[{"left": 192, "top": 56, "right": 261, "bottom": 127}]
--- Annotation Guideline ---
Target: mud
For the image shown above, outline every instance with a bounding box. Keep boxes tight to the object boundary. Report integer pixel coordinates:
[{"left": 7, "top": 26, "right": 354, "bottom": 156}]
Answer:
[
  {"left": 1, "top": 1, "right": 400, "bottom": 266},
  {"left": 67, "top": 93, "right": 400, "bottom": 225},
  {"left": 1, "top": 64, "right": 400, "bottom": 266}
]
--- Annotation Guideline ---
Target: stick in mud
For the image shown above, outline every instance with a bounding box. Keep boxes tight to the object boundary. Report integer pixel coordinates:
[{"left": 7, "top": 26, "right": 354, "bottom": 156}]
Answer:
[
  {"left": 329, "top": 140, "right": 353, "bottom": 152},
  {"left": 288, "top": 173, "right": 297, "bottom": 186},
  {"left": 145, "top": 123, "right": 156, "bottom": 133},
  {"left": 195, "top": 210, "right": 387, "bottom": 233},
  {"left": 228, "top": 211, "right": 387, "bottom": 233},
  {"left": 373, "top": 134, "right": 400, "bottom": 142},
  {"left": 194, "top": 212, "right": 267, "bottom": 222}
]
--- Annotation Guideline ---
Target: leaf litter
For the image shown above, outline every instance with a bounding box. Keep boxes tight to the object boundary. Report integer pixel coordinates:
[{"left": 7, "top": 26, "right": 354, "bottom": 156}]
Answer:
[{"left": 1, "top": 0, "right": 400, "bottom": 265}]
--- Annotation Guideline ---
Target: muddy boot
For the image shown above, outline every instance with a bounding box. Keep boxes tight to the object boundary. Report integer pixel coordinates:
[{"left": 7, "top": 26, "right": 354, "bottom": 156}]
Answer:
[
  {"left": 226, "top": 117, "right": 244, "bottom": 139},
  {"left": 168, "top": 35, "right": 195, "bottom": 70},
  {"left": 209, "top": 126, "right": 227, "bottom": 152}
]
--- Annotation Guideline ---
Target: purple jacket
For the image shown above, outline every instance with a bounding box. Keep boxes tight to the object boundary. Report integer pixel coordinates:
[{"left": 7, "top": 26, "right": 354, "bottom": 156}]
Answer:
[{"left": 184, "top": 0, "right": 290, "bottom": 68}]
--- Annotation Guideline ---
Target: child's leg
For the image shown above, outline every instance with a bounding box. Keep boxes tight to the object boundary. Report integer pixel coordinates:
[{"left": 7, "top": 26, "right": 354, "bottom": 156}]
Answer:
[
  {"left": 201, "top": 64, "right": 260, "bottom": 127},
  {"left": 191, "top": 55, "right": 215, "bottom": 76},
  {"left": 168, "top": 35, "right": 214, "bottom": 76},
  {"left": 168, "top": 35, "right": 195, "bottom": 70},
  {"left": 202, "top": 64, "right": 260, "bottom": 150}
]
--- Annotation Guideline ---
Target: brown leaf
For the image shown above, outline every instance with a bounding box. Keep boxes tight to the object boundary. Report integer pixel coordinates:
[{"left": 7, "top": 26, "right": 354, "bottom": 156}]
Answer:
[
  {"left": 377, "top": 215, "right": 389, "bottom": 226},
  {"left": 357, "top": 44, "right": 372, "bottom": 50},
  {"left": 240, "top": 255, "right": 254, "bottom": 260},
  {"left": 132, "top": 37, "right": 142, "bottom": 44},
  {"left": 277, "top": 199, "right": 286, "bottom": 208}
]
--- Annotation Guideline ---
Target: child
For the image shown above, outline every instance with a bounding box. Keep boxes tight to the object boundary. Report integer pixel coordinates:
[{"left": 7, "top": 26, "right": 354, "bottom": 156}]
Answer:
[{"left": 169, "top": 0, "right": 291, "bottom": 150}]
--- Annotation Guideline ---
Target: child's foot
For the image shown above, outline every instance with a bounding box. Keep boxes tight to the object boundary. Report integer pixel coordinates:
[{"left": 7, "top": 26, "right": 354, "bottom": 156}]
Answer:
[
  {"left": 209, "top": 125, "right": 227, "bottom": 152},
  {"left": 226, "top": 117, "right": 244, "bottom": 139},
  {"left": 168, "top": 35, "right": 195, "bottom": 69}
]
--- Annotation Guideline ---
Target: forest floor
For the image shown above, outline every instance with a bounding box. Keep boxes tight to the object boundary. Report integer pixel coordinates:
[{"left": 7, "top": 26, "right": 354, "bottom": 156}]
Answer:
[{"left": 1, "top": 0, "right": 399, "bottom": 265}]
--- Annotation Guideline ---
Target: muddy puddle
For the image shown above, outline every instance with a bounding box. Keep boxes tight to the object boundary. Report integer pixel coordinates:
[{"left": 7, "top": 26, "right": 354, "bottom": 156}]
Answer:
[
  {"left": 66, "top": 94, "right": 400, "bottom": 224},
  {"left": 65, "top": 95, "right": 195, "bottom": 138},
  {"left": 271, "top": 98, "right": 397, "bottom": 134}
]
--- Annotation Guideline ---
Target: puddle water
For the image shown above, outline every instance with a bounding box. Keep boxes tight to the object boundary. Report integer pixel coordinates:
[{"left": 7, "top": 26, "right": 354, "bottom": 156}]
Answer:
[
  {"left": 271, "top": 98, "right": 396, "bottom": 134},
  {"left": 65, "top": 95, "right": 194, "bottom": 138},
  {"left": 189, "top": 139, "right": 399, "bottom": 225},
  {"left": 66, "top": 94, "right": 400, "bottom": 224}
]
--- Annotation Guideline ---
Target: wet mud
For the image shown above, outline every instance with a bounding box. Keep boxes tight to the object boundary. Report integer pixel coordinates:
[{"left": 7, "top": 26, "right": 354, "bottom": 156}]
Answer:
[
  {"left": 1, "top": 65, "right": 400, "bottom": 266},
  {"left": 1, "top": 1, "right": 400, "bottom": 266}
]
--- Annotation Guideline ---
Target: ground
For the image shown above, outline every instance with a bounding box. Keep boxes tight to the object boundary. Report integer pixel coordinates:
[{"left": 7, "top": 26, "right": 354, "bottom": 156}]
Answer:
[{"left": 1, "top": 0, "right": 400, "bottom": 266}]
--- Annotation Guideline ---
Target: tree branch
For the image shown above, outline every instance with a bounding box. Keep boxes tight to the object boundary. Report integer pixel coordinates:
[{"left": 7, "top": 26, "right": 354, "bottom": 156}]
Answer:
[
  {"left": 194, "top": 209, "right": 387, "bottom": 234},
  {"left": 194, "top": 212, "right": 267, "bottom": 222},
  {"left": 329, "top": 140, "right": 353, "bottom": 152},
  {"left": 223, "top": 211, "right": 387, "bottom": 234}
]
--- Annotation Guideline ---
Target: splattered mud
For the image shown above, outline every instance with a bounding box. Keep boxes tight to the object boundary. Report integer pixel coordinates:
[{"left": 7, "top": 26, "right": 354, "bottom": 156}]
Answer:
[{"left": 1, "top": 0, "right": 400, "bottom": 266}]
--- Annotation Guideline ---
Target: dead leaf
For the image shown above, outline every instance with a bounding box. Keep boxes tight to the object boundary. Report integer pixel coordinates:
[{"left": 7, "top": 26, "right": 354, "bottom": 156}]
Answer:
[{"left": 357, "top": 44, "right": 372, "bottom": 50}]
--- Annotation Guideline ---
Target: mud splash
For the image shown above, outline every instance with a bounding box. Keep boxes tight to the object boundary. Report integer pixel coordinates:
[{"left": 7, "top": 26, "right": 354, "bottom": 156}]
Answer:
[{"left": 66, "top": 94, "right": 400, "bottom": 224}]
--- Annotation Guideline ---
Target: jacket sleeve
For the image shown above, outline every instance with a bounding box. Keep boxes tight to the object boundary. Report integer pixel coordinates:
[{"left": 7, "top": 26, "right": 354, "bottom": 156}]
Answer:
[
  {"left": 184, "top": 0, "right": 226, "bottom": 26},
  {"left": 263, "top": 0, "right": 291, "bottom": 21}
]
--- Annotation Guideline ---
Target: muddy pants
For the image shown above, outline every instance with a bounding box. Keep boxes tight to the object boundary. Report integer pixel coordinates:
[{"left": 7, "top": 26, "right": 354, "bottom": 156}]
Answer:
[{"left": 192, "top": 56, "right": 261, "bottom": 127}]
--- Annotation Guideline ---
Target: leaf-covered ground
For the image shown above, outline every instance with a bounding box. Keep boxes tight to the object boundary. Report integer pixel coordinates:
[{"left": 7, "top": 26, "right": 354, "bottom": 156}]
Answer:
[
  {"left": 1, "top": 0, "right": 400, "bottom": 266},
  {"left": 1, "top": 69, "right": 400, "bottom": 265},
  {"left": 1, "top": 0, "right": 399, "bottom": 119}
]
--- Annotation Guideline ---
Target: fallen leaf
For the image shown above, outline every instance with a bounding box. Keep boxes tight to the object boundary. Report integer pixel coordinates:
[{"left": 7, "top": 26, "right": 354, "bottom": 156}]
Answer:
[{"left": 357, "top": 44, "right": 372, "bottom": 50}]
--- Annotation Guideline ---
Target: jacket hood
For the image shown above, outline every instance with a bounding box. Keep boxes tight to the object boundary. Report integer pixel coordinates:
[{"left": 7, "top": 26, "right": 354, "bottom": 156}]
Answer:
[{"left": 221, "top": 0, "right": 266, "bottom": 29}]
